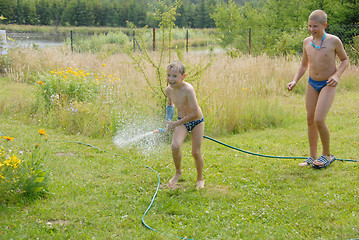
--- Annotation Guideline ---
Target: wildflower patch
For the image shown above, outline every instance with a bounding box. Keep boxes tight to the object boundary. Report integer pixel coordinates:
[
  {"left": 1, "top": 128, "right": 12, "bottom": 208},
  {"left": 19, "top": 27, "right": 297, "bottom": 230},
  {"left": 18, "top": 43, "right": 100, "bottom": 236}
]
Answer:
[{"left": 0, "top": 131, "right": 49, "bottom": 204}]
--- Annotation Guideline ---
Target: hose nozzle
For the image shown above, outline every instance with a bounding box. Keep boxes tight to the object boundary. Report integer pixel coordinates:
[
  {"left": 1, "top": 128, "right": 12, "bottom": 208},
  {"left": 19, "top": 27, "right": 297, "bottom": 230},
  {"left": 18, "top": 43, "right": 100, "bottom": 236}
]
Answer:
[{"left": 153, "top": 128, "right": 164, "bottom": 133}]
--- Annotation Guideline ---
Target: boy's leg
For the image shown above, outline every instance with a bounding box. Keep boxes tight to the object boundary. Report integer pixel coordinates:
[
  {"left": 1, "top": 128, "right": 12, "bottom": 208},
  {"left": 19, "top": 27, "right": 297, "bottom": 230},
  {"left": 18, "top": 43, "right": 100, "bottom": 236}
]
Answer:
[
  {"left": 168, "top": 125, "right": 188, "bottom": 188},
  {"left": 190, "top": 122, "right": 205, "bottom": 189},
  {"left": 302, "top": 83, "right": 319, "bottom": 166},
  {"left": 313, "top": 86, "right": 337, "bottom": 166}
]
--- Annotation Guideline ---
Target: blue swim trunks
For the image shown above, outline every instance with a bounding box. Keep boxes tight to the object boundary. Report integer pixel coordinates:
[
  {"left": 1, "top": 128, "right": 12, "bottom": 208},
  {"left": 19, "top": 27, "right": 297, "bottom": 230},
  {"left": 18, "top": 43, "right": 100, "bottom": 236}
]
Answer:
[
  {"left": 308, "top": 77, "right": 327, "bottom": 92},
  {"left": 178, "top": 117, "right": 204, "bottom": 132}
]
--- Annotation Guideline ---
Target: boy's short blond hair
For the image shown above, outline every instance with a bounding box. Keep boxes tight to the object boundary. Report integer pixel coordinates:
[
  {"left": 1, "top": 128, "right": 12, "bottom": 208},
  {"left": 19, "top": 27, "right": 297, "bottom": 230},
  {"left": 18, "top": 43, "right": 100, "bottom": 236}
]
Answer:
[
  {"left": 309, "top": 10, "right": 327, "bottom": 25},
  {"left": 167, "top": 60, "right": 185, "bottom": 75}
]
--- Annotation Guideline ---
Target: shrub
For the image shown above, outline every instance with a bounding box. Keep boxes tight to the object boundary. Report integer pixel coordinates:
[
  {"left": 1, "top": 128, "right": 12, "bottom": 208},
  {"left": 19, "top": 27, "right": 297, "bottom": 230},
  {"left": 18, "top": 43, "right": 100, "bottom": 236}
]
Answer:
[
  {"left": 0, "top": 132, "right": 49, "bottom": 204},
  {"left": 70, "top": 31, "right": 130, "bottom": 53},
  {"left": 36, "top": 67, "right": 100, "bottom": 109},
  {"left": 33, "top": 67, "right": 122, "bottom": 137},
  {"left": 346, "top": 35, "right": 359, "bottom": 65},
  {"left": 0, "top": 55, "right": 13, "bottom": 74},
  {"left": 265, "top": 28, "right": 308, "bottom": 56}
]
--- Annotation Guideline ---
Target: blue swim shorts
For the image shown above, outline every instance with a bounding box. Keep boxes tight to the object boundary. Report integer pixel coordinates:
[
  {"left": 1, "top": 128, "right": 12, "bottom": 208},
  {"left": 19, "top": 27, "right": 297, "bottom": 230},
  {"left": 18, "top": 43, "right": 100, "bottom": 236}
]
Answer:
[
  {"left": 308, "top": 77, "right": 327, "bottom": 92},
  {"left": 178, "top": 117, "right": 204, "bottom": 132}
]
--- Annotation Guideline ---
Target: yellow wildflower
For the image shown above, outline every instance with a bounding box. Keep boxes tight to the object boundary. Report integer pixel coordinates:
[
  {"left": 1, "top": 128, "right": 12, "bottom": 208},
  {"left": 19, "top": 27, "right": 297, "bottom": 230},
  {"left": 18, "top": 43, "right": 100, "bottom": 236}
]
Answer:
[
  {"left": 0, "top": 15, "right": 7, "bottom": 20},
  {"left": 38, "top": 129, "right": 47, "bottom": 136},
  {"left": 102, "top": 63, "right": 106, "bottom": 67},
  {"left": 3, "top": 136, "right": 14, "bottom": 141},
  {"left": 36, "top": 80, "right": 45, "bottom": 85},
  {"left": 9, "top": 155, "right": 21, "bottom": 169}
]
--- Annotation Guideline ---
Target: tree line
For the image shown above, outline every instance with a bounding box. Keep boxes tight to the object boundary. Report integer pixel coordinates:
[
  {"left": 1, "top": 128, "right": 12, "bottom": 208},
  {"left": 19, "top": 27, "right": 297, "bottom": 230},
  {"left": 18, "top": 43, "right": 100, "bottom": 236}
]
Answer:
[
  {"left": 0, "top": 0, "right": 218, "bottom": 28},
  {"left": 0, "top": 0, "right": 357, "bottom": 29}
]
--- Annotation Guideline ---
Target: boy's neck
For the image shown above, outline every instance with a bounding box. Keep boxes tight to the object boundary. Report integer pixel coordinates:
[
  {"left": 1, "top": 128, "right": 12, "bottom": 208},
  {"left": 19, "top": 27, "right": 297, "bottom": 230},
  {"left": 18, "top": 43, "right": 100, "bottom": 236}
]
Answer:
[
  {"left": 313, "top": 31, "right": 326, "bottom": 40},
  {"left": 172, "top": 81, "right": 186, "bottom": 89}
]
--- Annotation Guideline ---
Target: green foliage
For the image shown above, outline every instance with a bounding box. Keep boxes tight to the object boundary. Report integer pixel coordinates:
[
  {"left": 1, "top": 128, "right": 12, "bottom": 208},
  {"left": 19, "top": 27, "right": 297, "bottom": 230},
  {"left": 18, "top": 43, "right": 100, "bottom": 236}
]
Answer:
[
  {"left": 36, "top": 68, "right": 99, "bottom": 109},
  {"left": 211, "top": 0, "right": 264, "bottom": 52},
  {"left": 0, "top": 134, "right": 49, "bottom": 204},
  {"left": 128, "top": 0, "right": 214, "bottom": 116},
  {"left": 265, "top": 28, "right": 308, "bottom": 56},
  {"left": 0, "top": 55, "right": 12, "bottom": 74},
  {"left": 32, "top": 68, "right": 121, "bottom": 137},
  {"left": 0, "top": 0, "right": 358, "bottom": 30},
  {"left": 346, "top": 35, "right": 359, "bottom": 65},
  {"left": 70, "top": 31, "right": 130, "bottom": 53},
  {"left": 127, "top": 0, "right": 183, "bottom": 110}
]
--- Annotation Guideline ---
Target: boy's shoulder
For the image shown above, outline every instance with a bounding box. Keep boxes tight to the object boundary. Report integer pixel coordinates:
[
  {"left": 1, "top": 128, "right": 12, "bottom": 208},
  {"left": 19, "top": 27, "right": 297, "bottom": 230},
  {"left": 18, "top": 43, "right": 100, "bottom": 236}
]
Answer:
[
  {"left": 303, "top": 33, "right": 342, "bottom": 48},
  {"left": 326, "top": 33, "right": 341, "bottom": 42},
  {"left": 182, "top": 81, "right": 195, "bottom": 92},
  {"left": 165, "top": 82, "right": 194, "bottom": 93}
]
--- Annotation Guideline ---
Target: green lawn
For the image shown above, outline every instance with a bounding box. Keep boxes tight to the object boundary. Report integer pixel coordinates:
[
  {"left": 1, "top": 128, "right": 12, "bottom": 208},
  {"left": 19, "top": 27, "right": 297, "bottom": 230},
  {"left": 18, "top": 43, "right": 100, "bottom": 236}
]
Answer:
[{"left": 1, "top": 91, "right": 358, "bottom": 239}]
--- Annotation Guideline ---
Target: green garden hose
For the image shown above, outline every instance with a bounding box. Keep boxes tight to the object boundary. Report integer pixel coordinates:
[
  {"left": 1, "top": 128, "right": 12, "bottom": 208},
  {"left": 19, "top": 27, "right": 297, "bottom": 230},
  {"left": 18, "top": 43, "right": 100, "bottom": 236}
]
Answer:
[{"left": 202, "top": 135, "right": 358, "bottom": 162}]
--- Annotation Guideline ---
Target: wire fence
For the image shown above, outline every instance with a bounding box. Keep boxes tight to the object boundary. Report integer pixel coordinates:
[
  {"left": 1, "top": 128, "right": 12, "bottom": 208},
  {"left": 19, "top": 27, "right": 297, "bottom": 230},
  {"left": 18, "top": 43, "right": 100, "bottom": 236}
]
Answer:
[{"left": 1, "top": 25, "right": 358, "bottom": 61}]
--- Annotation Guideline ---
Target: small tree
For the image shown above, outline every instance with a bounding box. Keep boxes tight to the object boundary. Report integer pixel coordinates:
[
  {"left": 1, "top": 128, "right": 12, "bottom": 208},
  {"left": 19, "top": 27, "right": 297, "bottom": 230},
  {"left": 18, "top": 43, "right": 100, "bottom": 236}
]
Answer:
[
  {"left": 211, "top": 0, "right": 264, "bottom": 53},
  {"left": 127, "top": 0, "right": 212, "bottom": 116}
]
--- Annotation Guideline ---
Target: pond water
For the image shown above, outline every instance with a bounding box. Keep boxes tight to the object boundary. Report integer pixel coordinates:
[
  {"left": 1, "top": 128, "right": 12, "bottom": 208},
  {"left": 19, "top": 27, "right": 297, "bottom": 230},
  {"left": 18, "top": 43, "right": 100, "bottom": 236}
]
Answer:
[
  {"left": 1, "top": 30, "right": 225, "bottom": 54},
  {"left": 4, "top": 31, "right": 66, "bottom": 49},
  {"left": 6, "top": 39, "right": 64, "bottom": 48}
]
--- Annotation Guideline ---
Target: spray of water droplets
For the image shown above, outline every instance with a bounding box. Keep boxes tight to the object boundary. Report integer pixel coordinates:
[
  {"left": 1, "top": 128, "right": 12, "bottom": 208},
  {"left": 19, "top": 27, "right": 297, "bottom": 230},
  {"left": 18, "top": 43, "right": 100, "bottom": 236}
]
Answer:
[{"left": 113, "top": 111, "right": 167, "bottom": 153}]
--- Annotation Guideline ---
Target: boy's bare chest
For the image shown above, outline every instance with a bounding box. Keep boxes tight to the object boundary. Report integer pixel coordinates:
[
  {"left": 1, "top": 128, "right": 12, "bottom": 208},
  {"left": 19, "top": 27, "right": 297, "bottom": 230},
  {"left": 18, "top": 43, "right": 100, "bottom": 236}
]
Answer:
[
  {"left": 170, "top": 90, "right": 188, "bottom": 106},
  {"left": 306, "top": 45, "right": 335, "bottom": 62}
]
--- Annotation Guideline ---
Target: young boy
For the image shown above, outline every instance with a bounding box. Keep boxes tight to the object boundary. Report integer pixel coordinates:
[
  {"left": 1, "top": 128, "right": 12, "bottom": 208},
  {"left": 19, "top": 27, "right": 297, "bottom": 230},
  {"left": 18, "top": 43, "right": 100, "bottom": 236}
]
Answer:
[
  {"left": 287, "top": 10, "right": 349, "bottom": 168},
  {"left": 164, "top": 60, "right": 205, "bottom": 189}
]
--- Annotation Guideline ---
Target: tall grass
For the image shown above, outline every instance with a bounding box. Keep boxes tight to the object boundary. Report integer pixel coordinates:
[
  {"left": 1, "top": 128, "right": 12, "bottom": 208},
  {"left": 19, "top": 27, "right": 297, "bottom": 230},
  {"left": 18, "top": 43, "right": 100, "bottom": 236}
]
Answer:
[{"left": 2, "top": 47, "right": 358, "bottom": 137}]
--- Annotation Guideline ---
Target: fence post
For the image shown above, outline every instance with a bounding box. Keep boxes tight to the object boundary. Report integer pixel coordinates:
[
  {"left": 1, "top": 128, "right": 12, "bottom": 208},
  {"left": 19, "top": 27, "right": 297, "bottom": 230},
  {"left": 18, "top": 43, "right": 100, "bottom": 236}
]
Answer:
[
  {"left": 70, "top": 30, "right": 73, "bottom": 52},
  {"left": 0, "top": 30, "right": 7, "bottom": 55},
  {"left": 153, "top": 28, "right": 156, "bottom": 51},
  {"left": 248, "top": 27, "right": 251, "bottom": 55},
  {"left": 186, "top": 29, "right": 189, "bottom": 52}
]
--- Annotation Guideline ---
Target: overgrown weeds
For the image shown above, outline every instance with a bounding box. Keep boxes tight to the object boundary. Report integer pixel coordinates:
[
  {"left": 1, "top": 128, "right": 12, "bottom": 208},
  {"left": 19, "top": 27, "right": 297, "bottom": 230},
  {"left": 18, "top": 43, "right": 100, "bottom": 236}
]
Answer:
[
  {"left": 0, "top": 131, "right": 49, "bottom": 204},
  {"left": 2, "top": 47, "right": 358, "bottom": 137}
]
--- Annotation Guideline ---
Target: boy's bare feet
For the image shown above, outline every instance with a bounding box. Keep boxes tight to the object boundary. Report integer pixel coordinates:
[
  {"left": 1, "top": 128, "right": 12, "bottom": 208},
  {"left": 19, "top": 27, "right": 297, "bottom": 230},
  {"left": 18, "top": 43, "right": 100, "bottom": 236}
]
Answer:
[
  {"left": 167, "top": 172, "right": 182, "bottom": 189},
  {"left": 196, "top": 179, "right": 205, "bottom": 190}
]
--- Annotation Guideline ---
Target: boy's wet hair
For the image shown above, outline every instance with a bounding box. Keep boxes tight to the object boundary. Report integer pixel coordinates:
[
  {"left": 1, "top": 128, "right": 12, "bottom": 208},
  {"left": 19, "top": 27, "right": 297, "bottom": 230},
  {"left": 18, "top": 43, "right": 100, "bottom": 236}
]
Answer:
[
  {"left": 309, "top": 10, "right": 327, "bottom": 25},
  {"left": 167, "top": 60, "right": 185, "bottom": 75}
]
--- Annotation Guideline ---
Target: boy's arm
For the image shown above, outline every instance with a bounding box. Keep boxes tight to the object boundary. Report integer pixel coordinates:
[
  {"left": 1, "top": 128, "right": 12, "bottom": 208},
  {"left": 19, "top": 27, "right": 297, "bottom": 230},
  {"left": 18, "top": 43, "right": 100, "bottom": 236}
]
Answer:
[
  {"left": 165, "top": 87, "right": 174, "bottom": 121},
  {"left": 287, "top": 41, "right": 309, "bottom": 91},
  {"left": 327, "top": 38, "right": 349, "bottom": 87}
]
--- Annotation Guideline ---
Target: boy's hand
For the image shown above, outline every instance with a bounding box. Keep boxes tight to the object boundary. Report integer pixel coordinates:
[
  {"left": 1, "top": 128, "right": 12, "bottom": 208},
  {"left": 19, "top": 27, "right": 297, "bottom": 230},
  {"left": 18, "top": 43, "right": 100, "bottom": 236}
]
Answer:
[
  {"left": 287, "top": 81, "right": 297, "bottom": 91},
  {"left": 164, "top": 120, "right": 176, "bottom": 132},
  {"left": 327, "top": 75, "right": 338, "bottom": 87}
]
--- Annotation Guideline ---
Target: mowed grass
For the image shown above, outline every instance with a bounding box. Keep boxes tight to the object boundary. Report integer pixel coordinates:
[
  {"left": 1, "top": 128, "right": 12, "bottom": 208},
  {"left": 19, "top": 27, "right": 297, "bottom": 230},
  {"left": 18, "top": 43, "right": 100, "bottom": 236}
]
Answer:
[{"left": 0, "top": 90, "right": 358, "bottom": 239}]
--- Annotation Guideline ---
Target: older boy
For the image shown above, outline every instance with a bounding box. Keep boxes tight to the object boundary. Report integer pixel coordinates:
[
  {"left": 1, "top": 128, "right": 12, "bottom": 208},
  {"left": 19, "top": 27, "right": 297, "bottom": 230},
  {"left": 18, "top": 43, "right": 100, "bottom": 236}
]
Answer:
[
  {"left": 164, "top": 60, "right": 205, "bottom": 189},
  {"left": 287, "top": 10, "right": 349, "bottom": 168}
]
